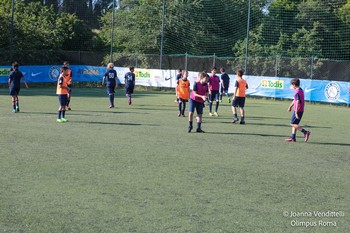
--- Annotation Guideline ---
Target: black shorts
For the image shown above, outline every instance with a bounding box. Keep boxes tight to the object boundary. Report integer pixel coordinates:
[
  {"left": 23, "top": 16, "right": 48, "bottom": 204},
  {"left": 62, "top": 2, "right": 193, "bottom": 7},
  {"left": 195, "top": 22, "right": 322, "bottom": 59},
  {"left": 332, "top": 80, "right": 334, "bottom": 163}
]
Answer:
[
  {"left": 232, "top": 96, "right": 245, "bottom": 108},
  {"left": 290, "top": 111, "right": 303, "bottom": 125},
  {"left": 209, "top": 90, "right": 220, "bottom": 101},
  {"left": 126, "top": 86, "right": 134, "bottom": 94},
  {"left": 10, "top": 87, "right": 20, "bottom": 96},
  {"left": 58, "top": 94, "right": 68, "bottom": 106}
]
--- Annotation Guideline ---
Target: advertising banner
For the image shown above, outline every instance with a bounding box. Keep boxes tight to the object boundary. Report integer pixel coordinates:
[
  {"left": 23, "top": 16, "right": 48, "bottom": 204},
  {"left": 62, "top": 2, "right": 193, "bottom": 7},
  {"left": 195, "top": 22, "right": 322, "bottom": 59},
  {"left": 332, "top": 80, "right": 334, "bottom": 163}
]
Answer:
[{"left": 1, "top": 65, "right": 349, "bottom": 104}]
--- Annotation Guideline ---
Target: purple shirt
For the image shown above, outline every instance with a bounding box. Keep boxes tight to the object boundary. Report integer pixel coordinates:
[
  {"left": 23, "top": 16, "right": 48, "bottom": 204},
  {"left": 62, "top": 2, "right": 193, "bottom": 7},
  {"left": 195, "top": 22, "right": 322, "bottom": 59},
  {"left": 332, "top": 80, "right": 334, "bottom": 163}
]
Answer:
[
  {"left": 191, "top": 81, "right": 208, "bottom": 103},
  {"left": 293, "top": 88, "right": 305, "bottom": 112},
  {"left": 209, "top": 75, "right": 220, "bottom": 91}
]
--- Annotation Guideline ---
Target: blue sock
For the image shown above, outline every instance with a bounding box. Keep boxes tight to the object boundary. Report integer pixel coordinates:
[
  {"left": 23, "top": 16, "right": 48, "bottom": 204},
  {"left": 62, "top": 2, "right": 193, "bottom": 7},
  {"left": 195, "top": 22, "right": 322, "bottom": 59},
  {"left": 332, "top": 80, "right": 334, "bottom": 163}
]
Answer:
[
  {"left": 182, "top": 102, "right": 186, "bottom": 114},
  {"left": 58, "top": 110, "right": 62, "bottom": 119},
  {"left": 241, "top": 116, "right": 245, "bottom": 121},
  {"left": 189, "top": 121, "right": 193, "bottom": 127},
  {"left": 178, "top": 102, "right": 182, "bottom": 112},
  {"left": 197, "top": 122, "right": 201, "bottom": 129},
  {"left": 291, "top": 134, "right": 296, "bottom": 139},
  {"left": 62, "top": 110, "right": 66, "bottom": 118},
  {"left": 215, "top": 101, "right": 219, "bottom": 112},
  {"left": 234, "top": 114, "right": 238, "bottom": 119},
  {"left": 301, "top": 129, "right": 307, "bottom": 134},
  {"left": 209, "top": 103, "right": 213, "bottom": 112}
]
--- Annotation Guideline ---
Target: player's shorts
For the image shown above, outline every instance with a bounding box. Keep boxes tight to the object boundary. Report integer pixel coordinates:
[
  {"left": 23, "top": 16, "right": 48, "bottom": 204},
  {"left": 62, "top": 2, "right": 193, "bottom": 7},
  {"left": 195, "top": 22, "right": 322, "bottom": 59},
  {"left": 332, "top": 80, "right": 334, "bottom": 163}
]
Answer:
[
  {"left": 209, "top": 90, "right": 220, "bottom": 101},
  {"left": 220, "top": 86, "right": 229, "bottom": 94},
  {"left": 290, "top": 111, "right": 303, "bottom": 125},
  {"left": 107, "top": 86, "right": 115, "bottom": 94},
  {"left": 178, "top": 98, "right": 188, "bottom": 103},
  {"left": 58, "top": 94, "right": 68, "bottom": 106},
  {"left": 126, "top": 86, "right": 134, "bottom": 94},
  {"left": 9, "top": 87, "right": 20, "bottom": 96},
  {"left": 232, "top": 96, "right": 246, "bottom": 108},
  {"left": 189, "top": 99, "right": 204, "bottom": 115},
  {"left": 67, "top": 84, "right": 72, "bottom": 94}
]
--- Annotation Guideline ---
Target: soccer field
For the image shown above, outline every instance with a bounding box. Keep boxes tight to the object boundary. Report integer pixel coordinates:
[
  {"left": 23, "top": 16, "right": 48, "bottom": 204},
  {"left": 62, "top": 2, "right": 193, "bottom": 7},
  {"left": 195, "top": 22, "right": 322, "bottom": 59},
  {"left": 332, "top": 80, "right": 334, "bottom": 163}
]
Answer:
[{"left": 0, "top": 88, "right": 349, "bottom": 233}]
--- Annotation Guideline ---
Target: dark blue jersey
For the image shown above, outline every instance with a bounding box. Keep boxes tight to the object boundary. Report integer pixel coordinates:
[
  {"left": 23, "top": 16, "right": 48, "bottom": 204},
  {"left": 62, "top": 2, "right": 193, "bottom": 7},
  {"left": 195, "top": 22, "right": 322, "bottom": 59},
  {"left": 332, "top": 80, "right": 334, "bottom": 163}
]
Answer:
[
  {"left": 221, "top": 73, "right": 230, "bottom": 87},
  {"left": 124, "top": 72, "right": 135, "bottom": 88},
  {"left": 9, "top": 70, "right": 24, "bottom": 88},
  {"left": 104, "top": 69, "right": 117, "bottom": 87}
]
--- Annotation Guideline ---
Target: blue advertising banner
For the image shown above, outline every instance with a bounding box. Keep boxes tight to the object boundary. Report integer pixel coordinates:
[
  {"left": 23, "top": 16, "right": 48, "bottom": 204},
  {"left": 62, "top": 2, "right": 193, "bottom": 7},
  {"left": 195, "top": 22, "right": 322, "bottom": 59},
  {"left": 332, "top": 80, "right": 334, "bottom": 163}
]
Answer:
[
  {"left": 243, "top": 76, "right": 350, "bottom": 104},
  {"left": 1, "top": 65, "right": 349, "bottom": 104}
]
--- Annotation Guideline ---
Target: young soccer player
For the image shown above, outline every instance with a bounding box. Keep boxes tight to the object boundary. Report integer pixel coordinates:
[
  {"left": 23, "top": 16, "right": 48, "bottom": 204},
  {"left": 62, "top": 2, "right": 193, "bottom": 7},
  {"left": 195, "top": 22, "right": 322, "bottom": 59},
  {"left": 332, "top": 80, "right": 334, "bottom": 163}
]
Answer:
[
  {"left": 208, "top": 67, "right": 220, "bottom": 116},
  {"left": 63, "top": 61, "right": 73, "bottom": 110},
  {"left": 102, "top": 63, "right": 118, "bottom": 108},
  {"left": 285, "top": 78, "right": 311, "bottom": 142},
  {"left": 124, "top": 66, "right": 135, "bottom": 105},
  {"left": 8, "top": 62, "right": 29, "bottom": 113},
  {"left": 177, "top": 70, "right": 191, "bottom": 117},
  {"left": 56, "top": 66, "right": 70, "bottom": 123},
  {"left": 220, "top": 67, "right": 230, "bottom": 103},
  {"left": 188, "top": 72, "right": 208, "bottom": 133},
  {"left": 232, "top": 69, "right": 248, "bottom": 124},
  {"left": 175, "top": 68, "right": 183, "bottom": 103}
]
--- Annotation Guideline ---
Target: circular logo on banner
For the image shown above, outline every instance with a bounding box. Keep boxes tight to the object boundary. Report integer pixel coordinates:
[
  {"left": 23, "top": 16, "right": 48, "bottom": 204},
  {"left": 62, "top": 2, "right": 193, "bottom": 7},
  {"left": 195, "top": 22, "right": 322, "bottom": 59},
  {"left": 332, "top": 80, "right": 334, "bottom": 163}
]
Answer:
[
  {"left": 324, "top": 82, "right": 340, "bottom": 101},
  {"left": 49, "top": 66, "right": 60, "bottom": 81}
]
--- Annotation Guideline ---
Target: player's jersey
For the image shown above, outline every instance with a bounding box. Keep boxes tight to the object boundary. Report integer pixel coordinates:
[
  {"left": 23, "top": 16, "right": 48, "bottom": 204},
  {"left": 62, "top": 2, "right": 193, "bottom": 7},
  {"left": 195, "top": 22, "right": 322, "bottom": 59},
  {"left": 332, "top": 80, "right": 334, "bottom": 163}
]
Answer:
[
  {"left": 104, "top": 69, "right": 117, "bottom": 87},
  {"left": 66, "top": 69, "right": 72, "bottom": 85},
  {"left": 190, "top": 81, "right": 208, "bottom": 103},
  {"left": 56, "top": 74, "right": 69, "bottom": 95},
  {"left": 209, "top": 75, "right": 220, "bottom": 91},
  {"left": 9, "top": 70, "right": 24, "bottom": 88},
  {"left": 235, "top": 78, "right": 248, "bottom": 97},
  {"left": 178, "top": 79, "right": 190, "bottom": 100},
  {"left": 221, "top": 73, "right": 230, "bottom": 88},
  {"left": 293, "top": 88, "right": 305, "bottom": 112},
  {"left": 124, "top": 72, "right": 135, "bottom": 88}
]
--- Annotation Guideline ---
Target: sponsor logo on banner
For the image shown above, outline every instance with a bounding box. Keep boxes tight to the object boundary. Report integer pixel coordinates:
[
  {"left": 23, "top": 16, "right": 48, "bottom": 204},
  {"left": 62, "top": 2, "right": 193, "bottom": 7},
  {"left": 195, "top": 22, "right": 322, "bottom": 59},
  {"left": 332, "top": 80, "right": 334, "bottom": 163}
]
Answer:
[
  {"left": 0, "top": 68, "right": 11, "bottom": 76},
  {"left": 77, "top": 68, "right": 100, "bottom": 75},
  {"left": 135, "top": 70, "right": 151, "bottom": 78},
  {"left": 261, "top": 79, "right": 284, "bottom": 89},
  {"left": 49, "top": 66, "right": 60, "bottom": 81},
  {"left": 324, "top": 82, "right": 340, "bottom": 101}
]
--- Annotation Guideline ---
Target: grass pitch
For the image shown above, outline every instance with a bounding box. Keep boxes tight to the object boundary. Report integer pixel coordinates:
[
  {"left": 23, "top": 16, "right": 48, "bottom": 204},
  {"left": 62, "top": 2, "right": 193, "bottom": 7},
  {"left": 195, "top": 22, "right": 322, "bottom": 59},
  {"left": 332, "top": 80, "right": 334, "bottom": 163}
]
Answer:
[{"left": 0, "top": 88, "right": 349, "bottom": 233}]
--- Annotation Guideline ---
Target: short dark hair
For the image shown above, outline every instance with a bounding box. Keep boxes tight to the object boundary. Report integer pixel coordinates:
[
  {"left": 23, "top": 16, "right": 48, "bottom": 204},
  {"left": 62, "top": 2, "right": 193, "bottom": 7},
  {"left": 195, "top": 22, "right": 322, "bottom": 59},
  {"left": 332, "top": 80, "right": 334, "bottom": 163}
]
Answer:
[
  {"left": 129, "top": 66, "right": 134, "bottom": 71},
  {"left": 237, "top": 69, "right": 244, "bottom": 77},
  {"left": 13, "top": 62, "right": 19, "bottom": 68},
  {"left": 291, "top": 78, "right": 300, "bottom": 87},
  {"left": 178, "top": 68, "right": 182, "bottom": 72},
  {"left": 211, "top": 66, "right": 217, "bottom": 71},
  {"left": 220, "top": 67, "right": 225, "bottom": 72}
]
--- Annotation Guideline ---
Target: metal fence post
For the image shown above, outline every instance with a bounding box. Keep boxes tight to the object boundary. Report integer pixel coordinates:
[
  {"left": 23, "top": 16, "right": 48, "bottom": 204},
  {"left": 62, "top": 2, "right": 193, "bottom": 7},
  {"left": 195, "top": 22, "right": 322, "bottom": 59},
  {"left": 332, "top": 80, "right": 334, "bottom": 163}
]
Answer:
[
  {"left": 213, "top": 53, "right": 216, "bottom": 67},
  {"left": 185, "top": 52, "right": 188, "bottom": 71},
  {"left": 160, "top": 0, "right": 166, "bottom": 69}
]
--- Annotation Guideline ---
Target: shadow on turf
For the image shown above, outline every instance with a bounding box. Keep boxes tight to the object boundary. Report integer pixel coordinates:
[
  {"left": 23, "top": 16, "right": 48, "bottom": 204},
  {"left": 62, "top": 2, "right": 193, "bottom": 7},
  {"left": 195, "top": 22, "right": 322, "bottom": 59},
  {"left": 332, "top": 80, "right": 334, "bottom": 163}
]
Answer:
[
  {"left": 73, "top": 121, "right": 160, "bottom": 127},
  {"left": 307, "top": 142, "right": 350, "bottom": 147}
]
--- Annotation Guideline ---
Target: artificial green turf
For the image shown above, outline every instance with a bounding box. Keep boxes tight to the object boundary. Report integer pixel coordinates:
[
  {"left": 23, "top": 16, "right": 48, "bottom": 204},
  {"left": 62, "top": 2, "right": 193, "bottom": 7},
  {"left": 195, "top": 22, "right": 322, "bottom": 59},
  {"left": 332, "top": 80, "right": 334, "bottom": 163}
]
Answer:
[{"left": 0, "top": 88, "right": 349, "bottom": 233}]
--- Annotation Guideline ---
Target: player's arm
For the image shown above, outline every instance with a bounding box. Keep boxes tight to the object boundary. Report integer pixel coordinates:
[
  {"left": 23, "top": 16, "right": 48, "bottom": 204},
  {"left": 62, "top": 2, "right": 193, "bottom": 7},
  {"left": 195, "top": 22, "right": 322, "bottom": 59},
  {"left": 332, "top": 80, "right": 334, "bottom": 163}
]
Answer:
[
  {"left": 102, "top": 74, "right": 107, "bottom": 86},
  {"left": 287, "top": 101, "right": 294, "bottom": 112},
  {"left": 8, "top": 76, "right": 11, "bottom": 88},
  {"left": 21, "top": 75, "right": 29, "bottom": 88}
]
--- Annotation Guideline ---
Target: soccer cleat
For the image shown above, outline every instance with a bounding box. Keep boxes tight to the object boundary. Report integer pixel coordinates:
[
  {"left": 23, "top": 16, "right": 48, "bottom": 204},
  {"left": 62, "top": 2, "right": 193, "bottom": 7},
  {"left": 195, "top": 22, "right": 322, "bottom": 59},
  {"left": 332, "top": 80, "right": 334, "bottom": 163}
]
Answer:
[
  {"left": 128, "top": 99, "right": 132, "bottom": 105},
  {"left": 285, "top": 138, "right": 296, "bottom": 142},
  {"left": 182, "top": 114, "right": 185, "bottom": 117},
  {"left": 57, "top": 118, "right": 63, "bottom": 123},
  {"left": 209, "top": 112, "right": 213, "bottom": 116},
  {"left": 61, "top": 118, "right": 68, "bottom": 122},
  {"left": 188, "top": 126, "right": 193, "bottom": 133},
  {"left": 228, "top": 98, "right": 231, "bottom": 103},
  {"left": 178, "top": 112, "right": 181, "bottom": 117},
  {"left": 109, "top": 105, "right": 114, "bottom": 109},
  {"left": 12, "top": 109, "right": 17, "bottom": 113},
  {"left": 67, "top": 107, "right": 71, "bottom": 110},
  {"left": 304, "top": 131, "right": 311, "bottom": 142},
  {"left": 196, "top": 128, "right": 205, "bottom": 133},
  {"left": 16, "top": 107, "right": 20, "bottom": 112},
  {"left": 232, "top": 118, "right": 239, "bottom": 123},
  {"left": 214, "top": 112, "right": 219, "bottom": 117},
  {"left": 240, "top": 121, "right": 245, "bottom": 125}
]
